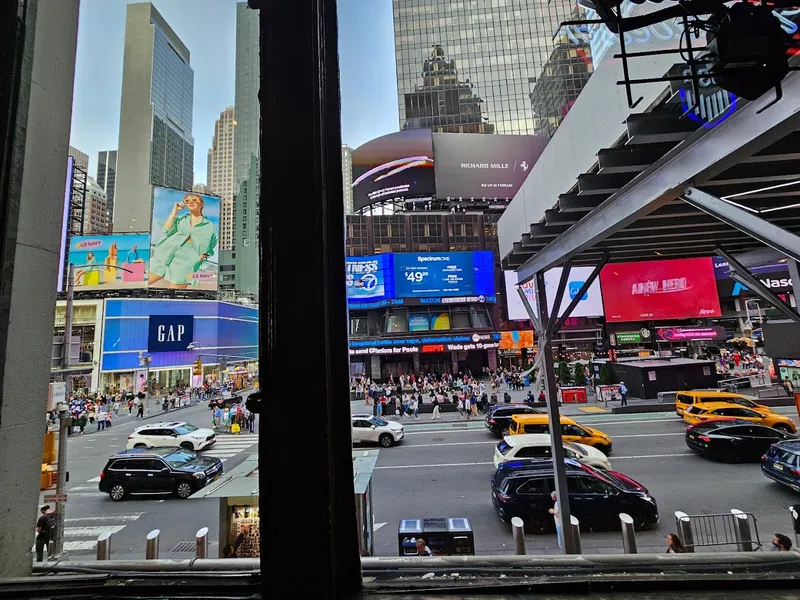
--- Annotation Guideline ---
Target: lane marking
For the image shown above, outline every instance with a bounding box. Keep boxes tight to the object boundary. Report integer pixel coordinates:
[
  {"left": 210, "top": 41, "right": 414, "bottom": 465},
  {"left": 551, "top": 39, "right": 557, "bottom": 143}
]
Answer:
[
  {"left": 614, "top": 432, "right": 684, "bottom": 439},
  {"left": 66, "top": 514, "right": 143, "bottom": 523},
  {"left": 404, "top": 429, "right": 489, "bottom": 436},
  {"left": 68, "top": 486, "right": 97, "bottom": 492},
  {"left": 375, "top": 461, "right": 493, "bottom": 470},
  {"left": 611, "top": 452, "right": 693, "bottom": 460},
  {"left": 64, "top": 540, "right": 98, "bottom": 551},
  {"left": 395, "top": 441, "right": 494, "bottom": 449},
  {"left": 64, "top": 525, "right": 126, "bottom": 537},
  {"left": 579, "top": 407, "right": 608, "bottom": 413}
]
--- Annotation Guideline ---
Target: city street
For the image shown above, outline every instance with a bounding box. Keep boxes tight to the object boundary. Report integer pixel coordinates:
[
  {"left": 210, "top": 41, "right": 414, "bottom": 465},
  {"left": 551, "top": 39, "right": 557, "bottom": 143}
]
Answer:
[
  {"left": 367, "top": 407, "right": 800, "bottom": 556},
  {"left": 47, "top": 398, "right": 258, "bottom": 560}
]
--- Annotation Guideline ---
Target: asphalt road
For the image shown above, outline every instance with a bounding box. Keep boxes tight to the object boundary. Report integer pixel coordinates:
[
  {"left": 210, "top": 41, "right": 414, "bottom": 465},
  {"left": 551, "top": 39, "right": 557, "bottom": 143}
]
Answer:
[
  {"left": 367, "top": 407, "right": 800, "bottom": 556},
  {"left": 45, "top": 396, "right": 258, "bottom": 560}
]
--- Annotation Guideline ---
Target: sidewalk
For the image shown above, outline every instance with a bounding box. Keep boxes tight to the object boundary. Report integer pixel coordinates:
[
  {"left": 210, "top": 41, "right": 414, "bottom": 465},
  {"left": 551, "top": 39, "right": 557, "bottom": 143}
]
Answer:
[{"left": 350, "top": 387, "right": 653, "bottom": 425}]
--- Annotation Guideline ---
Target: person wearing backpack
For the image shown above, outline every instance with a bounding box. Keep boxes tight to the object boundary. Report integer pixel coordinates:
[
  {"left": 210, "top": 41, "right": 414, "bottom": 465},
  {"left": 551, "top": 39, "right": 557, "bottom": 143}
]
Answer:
[{"left": 35, "top": 505, "right": 54, "bottom": 562}]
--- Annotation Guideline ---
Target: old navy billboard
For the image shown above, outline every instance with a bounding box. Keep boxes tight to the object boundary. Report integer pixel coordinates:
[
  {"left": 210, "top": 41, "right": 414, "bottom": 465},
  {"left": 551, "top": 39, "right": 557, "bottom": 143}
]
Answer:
[
  {"left": 346, "top": 251, "right": 495, "bottom": 306},
  {"left": 600, "top": 257, "right": 721, "bottom": 323}
]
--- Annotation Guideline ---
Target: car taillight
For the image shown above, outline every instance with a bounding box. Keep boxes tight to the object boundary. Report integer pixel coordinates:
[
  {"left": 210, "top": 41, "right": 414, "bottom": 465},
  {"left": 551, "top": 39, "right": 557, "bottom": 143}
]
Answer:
[
  {"left": 128, "top": 435, "right": 134, "bottom": 440},
  {"left": 792, "top": 468, "right": 800, "bottom": 477},
  {"left": 489, "top": 419, "right": 496, "bottom": 425},
  {"left": 698, "top": 435, "right": 711, "bottom": 443},
  {"left": 99, "top": 472, "right": 105, "bottom": 479},
  {"left": 496, "top": 490, "right": 511, "bottom": 503}
]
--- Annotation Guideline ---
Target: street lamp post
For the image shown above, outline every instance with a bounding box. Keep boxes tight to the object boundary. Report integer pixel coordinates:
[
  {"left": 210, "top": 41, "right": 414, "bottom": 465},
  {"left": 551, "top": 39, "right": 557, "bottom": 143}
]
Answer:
[{"left": 52, "top": 401, "right": 70, "bottom": 559}]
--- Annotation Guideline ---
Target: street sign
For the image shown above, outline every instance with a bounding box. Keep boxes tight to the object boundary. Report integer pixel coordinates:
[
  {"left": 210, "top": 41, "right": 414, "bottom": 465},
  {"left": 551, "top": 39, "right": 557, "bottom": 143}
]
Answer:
[{"left": 44, "top": 493, "right": 67, "bottom": 503}]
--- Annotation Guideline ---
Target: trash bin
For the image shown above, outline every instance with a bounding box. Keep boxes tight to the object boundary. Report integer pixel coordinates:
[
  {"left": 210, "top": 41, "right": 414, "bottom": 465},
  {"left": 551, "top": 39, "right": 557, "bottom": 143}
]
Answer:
[
  {"left": 561, "top": 386, "right": 588, "bottom": 404},
  {"left": 398, "top": 517, "right": 475, "bottom": 556}
]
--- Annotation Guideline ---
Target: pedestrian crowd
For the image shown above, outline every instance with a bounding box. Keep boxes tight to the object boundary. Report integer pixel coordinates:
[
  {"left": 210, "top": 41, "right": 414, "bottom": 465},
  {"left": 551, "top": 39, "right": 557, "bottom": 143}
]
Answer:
[{"left": 211, "top": 401, "right": 257, "bottom": 433}]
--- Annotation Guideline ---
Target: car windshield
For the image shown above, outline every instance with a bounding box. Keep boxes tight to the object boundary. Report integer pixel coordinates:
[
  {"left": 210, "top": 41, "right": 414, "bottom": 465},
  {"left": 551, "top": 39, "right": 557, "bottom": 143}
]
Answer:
[
  {"left": 497, "top": 441, "right": 512, "bottom": 455},
  {"left": 370, "top": 417, "right": 388, "bottom": 427},
  {"left": 174, "top": 424, "right": 199, "bottom": 435},
  {"left": 163, "top": 449, "right": 197, "bottom": 468},
  {"left": 686, "top": 406, "right": 707, "bottom": 415},
  {"left": 564, "top": 441, "right": 586, "bottom": 456}
]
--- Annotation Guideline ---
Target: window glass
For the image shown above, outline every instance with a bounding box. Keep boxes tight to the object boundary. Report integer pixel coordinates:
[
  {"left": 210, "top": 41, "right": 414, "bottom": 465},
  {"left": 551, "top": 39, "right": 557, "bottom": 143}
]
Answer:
[
  {"left": 470, "top": 307, "right": 491, "bottom": 328},
  {"left": 523, "top": 423, "right": 549, "bottom": 434},
  {"left": 122, "top": 459, "right": 149, "bottom": 470},
  {"left": 143, "top": 459, "right": 166, "bottom": 471},
  {"left": 164, "top": 450, "right": 196, "bottom": 467},
  {"left": 353, "top": 420, "right": 371, "bottom": 428},
  {"left": 451, "top": 310, "right": 471, "bottom": 329},
  {"left": 386, "top": 310, "right": 408, "bottom": 333},
  {"left": 562, "top": 424, "right": 585, "bottom": 437},
  {"left": 174, "top": 424, "right": 198, "bottom": 435},
  {"left": 497, "top": 441, "right": 512, "bottom": 455},
  {"left": 370, "top": 416, "right": 389, "bottom": 427},
  {"left": 578, "top": 477, "right": 611, "bottom": 494},
  {"left": 516, "top": 446, "right": 550, "bottom": 458},
  {"left": 676, "top": 394, "right": 692, "bottom": 405},
  {"left": 516, "top": 478, "right": 547, "bottom": 495}
]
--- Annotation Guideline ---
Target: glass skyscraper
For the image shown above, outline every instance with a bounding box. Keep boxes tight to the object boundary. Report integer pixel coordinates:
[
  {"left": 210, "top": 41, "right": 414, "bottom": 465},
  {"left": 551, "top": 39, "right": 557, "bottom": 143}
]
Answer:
[
  {"left": 393, "top": 0, "right": 580, "bottom": 136},
  {"left": 96, "top": 150, "right": 117, "bottom": 223},
  {"left": 114, "top": 2, "right": 194, "bottom": 231}
]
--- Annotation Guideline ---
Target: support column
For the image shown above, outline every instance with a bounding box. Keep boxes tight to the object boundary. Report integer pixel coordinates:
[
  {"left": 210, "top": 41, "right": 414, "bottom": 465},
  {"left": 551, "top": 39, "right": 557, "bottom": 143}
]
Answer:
[
  {"left": 789, "top": 260, "right": 800, "bottom": 315},
  {"left": 451, "top": 350, "right": 459, "bottom": 376},
  {"left": 487, "top": 349, "right": 497, "bottom": 371},
  {"left": 0, "top": 0, "right": 80, "bottom": 576},
  {"left": 412, "top": 352, "right": 420, "bottom": 374},
  {"left": 370, "top": 355, "right": 381, "bottom": 381},
  {"left": 534, "top": 272, "right": 578, "bottom": 554}
]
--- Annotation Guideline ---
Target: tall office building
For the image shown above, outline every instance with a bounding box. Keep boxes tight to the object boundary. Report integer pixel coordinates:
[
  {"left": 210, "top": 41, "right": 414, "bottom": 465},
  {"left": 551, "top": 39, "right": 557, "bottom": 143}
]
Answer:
[
  {"left": 113, "top": 2, "right": 195, "bottom": 232},
  {"left": 68, "top": 146, "right": 89, "bottom": 170},
  {"left": 342, "top": 145, "right": 354, "bottom": 216},
  {"left": 393, "top": 0, "right": 578, "bottom": 135},
  {"left": 229, "top": 1, "right": 260, "bottom": 297},
  {"left": 84, "top": 177, "right": 110, "bottom": 235},
  {"left": 207, "top": 106, "right": 236, "bottom": 250},
  {"left": 96, "top": 150, "right": 117, "bottom": 224},
  {"left": 192, "top": 183, "right": 210, "bottom": 194}
]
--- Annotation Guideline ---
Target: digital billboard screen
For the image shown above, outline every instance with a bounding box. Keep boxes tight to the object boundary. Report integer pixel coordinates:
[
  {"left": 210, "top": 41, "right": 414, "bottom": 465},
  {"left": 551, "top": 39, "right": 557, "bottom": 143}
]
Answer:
[
  {"left": 712, "top": 256, "right": 792, "bottom": 296},
  {"left": 69, "top": 233, "right": 151, "bottom": 290},
  {"left": 346, "top": 254, "right": 394, "bottom": 302},
  {"left": 347, "top": 251, "right": 495, "bottom": 304},
  {"left": 150, "top": 187, "right": 220, "bottom": 292},
  {"left": 432, "top": 133, "right": 548, "bottom": 201},
  {"left": 600, "top": 257, "right": 721, "bottom": 323},
  {"left": 351, "top": 130, "right": 435, "bottom": 212},
  {"left": 505, "top": 267, "right": 603, "bottom": 320},
  {"left": 393, "top": 251, "right": 494, "bottom": 298}
]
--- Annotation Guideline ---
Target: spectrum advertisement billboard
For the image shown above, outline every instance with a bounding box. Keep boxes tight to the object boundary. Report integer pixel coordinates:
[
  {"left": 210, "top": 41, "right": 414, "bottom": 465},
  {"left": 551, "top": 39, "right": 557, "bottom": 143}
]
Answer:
[
  {"left": 432, "top": 133, "right": 548, "bottom": 201},
  {"left": 346, "top": 251, "right": 495, "bottom": 306},
  {"left": 69, "top": 233, "right": 151, "bottom": 289},
  {"left": 600, "top": 257, "right": 721, "bottom": 323},
  {"left": 505, "top": 267, "right": 604, "bottom": 320},
  {"left": 150, "top": 187, "right": 220, "bottom": 291}
]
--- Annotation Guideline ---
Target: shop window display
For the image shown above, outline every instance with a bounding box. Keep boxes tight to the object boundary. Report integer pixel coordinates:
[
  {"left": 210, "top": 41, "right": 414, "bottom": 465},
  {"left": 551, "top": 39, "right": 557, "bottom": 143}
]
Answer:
[{"left": 231, "top": 505, "right": 260, "bottom": 558}]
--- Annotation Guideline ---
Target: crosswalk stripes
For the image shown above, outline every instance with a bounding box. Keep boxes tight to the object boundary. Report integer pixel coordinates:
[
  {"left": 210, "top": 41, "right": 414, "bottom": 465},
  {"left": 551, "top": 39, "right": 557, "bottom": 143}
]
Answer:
[
  {"left": 35, "top": 515, "right": 142, "bottom": 554},
  {"left": 205, "top": 433, "right": 259, "bottom": 462}
]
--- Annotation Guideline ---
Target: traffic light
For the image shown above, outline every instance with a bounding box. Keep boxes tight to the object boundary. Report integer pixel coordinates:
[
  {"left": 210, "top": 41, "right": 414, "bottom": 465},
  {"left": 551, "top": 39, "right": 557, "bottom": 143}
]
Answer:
[{"left": 193, "top": 358, "right": 203, "bottom": 376}]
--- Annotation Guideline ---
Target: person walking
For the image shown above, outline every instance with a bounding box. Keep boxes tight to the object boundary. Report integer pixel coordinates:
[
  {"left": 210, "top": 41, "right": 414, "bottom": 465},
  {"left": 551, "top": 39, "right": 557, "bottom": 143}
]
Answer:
[
  {"left": 409, "top": 396, "right": 419, "bottom": 420},
  {"left": 96, "top": 407, "right": 106, "bottom": 431},
  {"left": 247, "top": 409, "right": 256, "bottom": 433},
  {"left": 619, "top": 381, "right": 628, "bottom": 406},
  {"left": 549, "top": 491, "right": 563, "bottom": 549},
  {"left": 431, "top": 394, "right": 441, "bottom": 420},
  {"left": 457, "top": 397, "right": 465, "bottom": 419},
  {"left": 105, "top": 410, "right": 112, "bottom": 429},
  {"left": 136, "top": 399, "right": 145, "bottom": 419},
  {"left": 35, "top": 505, "right": 54, "bottom": 562}
]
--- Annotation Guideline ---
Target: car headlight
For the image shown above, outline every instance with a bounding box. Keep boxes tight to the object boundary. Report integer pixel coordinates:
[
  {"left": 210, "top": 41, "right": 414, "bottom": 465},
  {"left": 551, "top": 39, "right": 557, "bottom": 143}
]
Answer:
[
  {"left": 192, "top": 472, "right": 206, "bottom": 479},
  {"left": 640, "top": 494, "right": 655, "bottom": 504}
]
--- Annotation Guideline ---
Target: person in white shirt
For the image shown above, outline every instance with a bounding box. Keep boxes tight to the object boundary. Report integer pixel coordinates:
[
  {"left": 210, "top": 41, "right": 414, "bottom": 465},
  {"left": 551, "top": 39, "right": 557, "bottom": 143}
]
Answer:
[{"left": 549, "top": 491, "right": 563, "bottom": 549}]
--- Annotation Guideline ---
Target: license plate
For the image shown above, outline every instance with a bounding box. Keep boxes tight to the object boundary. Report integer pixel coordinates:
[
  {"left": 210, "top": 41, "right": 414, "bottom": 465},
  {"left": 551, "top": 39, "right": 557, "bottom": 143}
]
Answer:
[
  {"left": 689, "top": 434, "right": 695, "bottom": 439},
  {"left": 774, "top": 463, "right": 784, "bottom": 471}
]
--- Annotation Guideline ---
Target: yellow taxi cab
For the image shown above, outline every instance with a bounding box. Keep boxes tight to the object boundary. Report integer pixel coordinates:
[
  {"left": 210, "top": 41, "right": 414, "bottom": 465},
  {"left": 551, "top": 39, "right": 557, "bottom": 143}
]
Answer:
[
  {"left": 675, "top": 390, "right": 768, "bottom": 417},
  {"left": 508, "top": 414, "right": 613, "bottom": 454},
  {"left": 682, "top": 401, "right": 797, "bottom": 433}
]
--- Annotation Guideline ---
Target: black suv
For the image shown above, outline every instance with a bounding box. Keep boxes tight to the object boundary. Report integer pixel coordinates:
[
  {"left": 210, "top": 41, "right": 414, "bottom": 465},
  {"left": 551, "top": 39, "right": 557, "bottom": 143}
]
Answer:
[
  {"left": 489, "top": 459, "right": 658, "bottom": 532},
  {"left": 99, "top": 447, "right": 223, "bottom": 501},
  {"left": 485, "top": 404, "right": 541, "bottom": 437}
]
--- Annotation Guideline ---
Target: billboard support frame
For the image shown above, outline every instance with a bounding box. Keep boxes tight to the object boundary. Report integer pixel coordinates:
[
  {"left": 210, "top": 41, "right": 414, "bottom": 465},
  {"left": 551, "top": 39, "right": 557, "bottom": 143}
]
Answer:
[
  {"left": 717, "top": 248, "right": 800, "bottom": 323},
  {"left": 551, "top": 255, "right": 609, "bottom": 335},
  {"left": 545, "top": 261, "right": 572, "bottom": 339}
]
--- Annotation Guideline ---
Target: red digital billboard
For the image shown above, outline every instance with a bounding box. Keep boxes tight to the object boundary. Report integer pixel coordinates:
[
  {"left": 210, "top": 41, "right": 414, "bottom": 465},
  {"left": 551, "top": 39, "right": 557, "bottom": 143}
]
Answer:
[{"left": 600, "top": 258, "right": 722, "bottom": 323}]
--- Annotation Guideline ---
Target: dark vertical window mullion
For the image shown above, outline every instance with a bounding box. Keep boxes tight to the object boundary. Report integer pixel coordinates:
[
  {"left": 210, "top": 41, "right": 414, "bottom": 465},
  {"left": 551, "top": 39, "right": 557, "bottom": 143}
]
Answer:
[{"left": 259, "top": 0, "right": 360, "bottom": 595}]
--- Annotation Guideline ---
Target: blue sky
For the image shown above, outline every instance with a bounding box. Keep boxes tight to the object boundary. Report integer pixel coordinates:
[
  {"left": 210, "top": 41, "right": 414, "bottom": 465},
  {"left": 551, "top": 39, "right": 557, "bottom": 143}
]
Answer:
[{"left": 70, "top": 0, "right": 399, "bottom": 184}]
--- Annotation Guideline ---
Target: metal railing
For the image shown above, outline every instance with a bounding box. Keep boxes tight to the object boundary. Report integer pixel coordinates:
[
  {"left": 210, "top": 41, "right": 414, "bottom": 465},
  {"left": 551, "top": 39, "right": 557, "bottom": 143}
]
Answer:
[{"left": 675, "top": 510, "right": 761, "bottom": 552}]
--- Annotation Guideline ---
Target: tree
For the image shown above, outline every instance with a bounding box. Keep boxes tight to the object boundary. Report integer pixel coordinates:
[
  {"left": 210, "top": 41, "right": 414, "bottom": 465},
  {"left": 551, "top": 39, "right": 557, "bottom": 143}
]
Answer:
[
  {"left": 572, "top": 362, "right": 585, "bottom": 387},
  {"left": 599, "top": 364, "right": 614, "bottom": 385},
  {"left": 557, "top": 360, "right": 572, "bottom": 385}
]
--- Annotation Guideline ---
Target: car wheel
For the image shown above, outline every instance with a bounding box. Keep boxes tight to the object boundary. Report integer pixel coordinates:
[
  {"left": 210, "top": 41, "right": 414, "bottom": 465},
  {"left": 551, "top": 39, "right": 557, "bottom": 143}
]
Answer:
[
  {"left": 379, "top": 433, "right": 393, "bottom": 448},
  {"left": 526, "top": 516, "right": 549, "bottom": 534},
  {"left": 176, "top": 481, "right": 194, "bottom": 499},
  {"left": 633, "top": 513, "right": 650, "bottom": 531},
  {"left": 109, "top": 483, "right": 127, "bottom": 501},
  {"left": 720, "top": 447, "right": 741, "bottom": 463},
  {"left": 180, "top": 442, "right": 194, "bottom": 451},
  {"left": 772, "top": 424, "right": 791, "bottom": 433},
  {"left": 133, "top": 443, "right": 147, "bottom": 449},
  {"left": 501, "top": 427, "right": 510, "bottom": 437}
]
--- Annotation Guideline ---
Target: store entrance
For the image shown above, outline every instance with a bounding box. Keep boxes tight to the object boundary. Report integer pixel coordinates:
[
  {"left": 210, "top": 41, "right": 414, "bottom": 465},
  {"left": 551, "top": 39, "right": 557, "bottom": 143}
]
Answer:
[
  {"left": 458, "top": 350, "right": 488, "bottom": 377},
  {"left": 419, "top": 352, "right": 450, "bottom": 376},
  {"left": 381, "top": 356, "right": 413, "bottom": 381}
]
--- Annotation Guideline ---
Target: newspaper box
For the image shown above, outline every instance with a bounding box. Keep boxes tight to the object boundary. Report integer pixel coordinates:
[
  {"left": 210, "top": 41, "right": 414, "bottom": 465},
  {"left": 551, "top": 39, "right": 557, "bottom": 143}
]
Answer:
[
  {"left": 398, "top": 517, "right": 474, "bottom": 556},
  {"left": 561, "top": 386, "right": 587, "bottom": 404}
]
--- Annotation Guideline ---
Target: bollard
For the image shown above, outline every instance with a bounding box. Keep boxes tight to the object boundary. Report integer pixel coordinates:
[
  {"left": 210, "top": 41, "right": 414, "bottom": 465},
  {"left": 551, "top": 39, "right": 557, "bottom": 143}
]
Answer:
[
  {"left": 510, "top": 517, "right": 526, "bottom": 555},
  {"left": 568, "top": 515, "right": 581, "bottom": 554},
  {"left": 731, "top": 509, "right": 755, "bottom": 552},
  {"left": 675, "top": 511, "right": 695, "bottom": 553},
  {"left": 619, "top": 513, "right": 637, "bottom": 554},
  {"left": 196, "top": 526, "right": 209, "bottom": 559},
  {"left": 96, "top": 531, "right": 112, "bottom": 561},
  {"left": 145, "top": 529, "right": 160, "bottom": 560}
]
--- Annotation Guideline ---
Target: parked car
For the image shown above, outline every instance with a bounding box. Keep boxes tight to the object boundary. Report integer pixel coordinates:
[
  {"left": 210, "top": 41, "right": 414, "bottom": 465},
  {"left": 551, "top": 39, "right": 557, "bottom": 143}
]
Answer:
[
  {"left": 762, "top": 440, "right": 800, "bottom": 492},
  {"left": 683, "top": 402, "right": 797, "bottom": 433},
  {"left": 686, "top": 420, "right": 795, "bottom": 463},
  {"left": 493, "top": 434, "right": 611, "bottom": 470},
  {"left": 490, "top": 459, "right": 658, "bottom": 533},
  {"left": 508, "top": 414, "right": 613, "bottom": 454},
  {"left": 127, "top": 421, "right": 217, "bottom": 451},
  {"left": 351, "top": 414, "right": 404, "bottom": 447},
  {"left": 485, "top": 404, "right": 541, "bottom": 437},
  {"left": 99, "top": 447, "right": 223, "bottom": 501}
]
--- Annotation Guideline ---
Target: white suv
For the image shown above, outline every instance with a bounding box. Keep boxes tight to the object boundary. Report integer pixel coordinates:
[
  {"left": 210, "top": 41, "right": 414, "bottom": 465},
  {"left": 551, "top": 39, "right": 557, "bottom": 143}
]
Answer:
[
  {"left": 352, "top": 414, "right": 404, "bottom": 448},
  {"left": 127, "top": 421, "right": 216, "bottom": 452}
]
